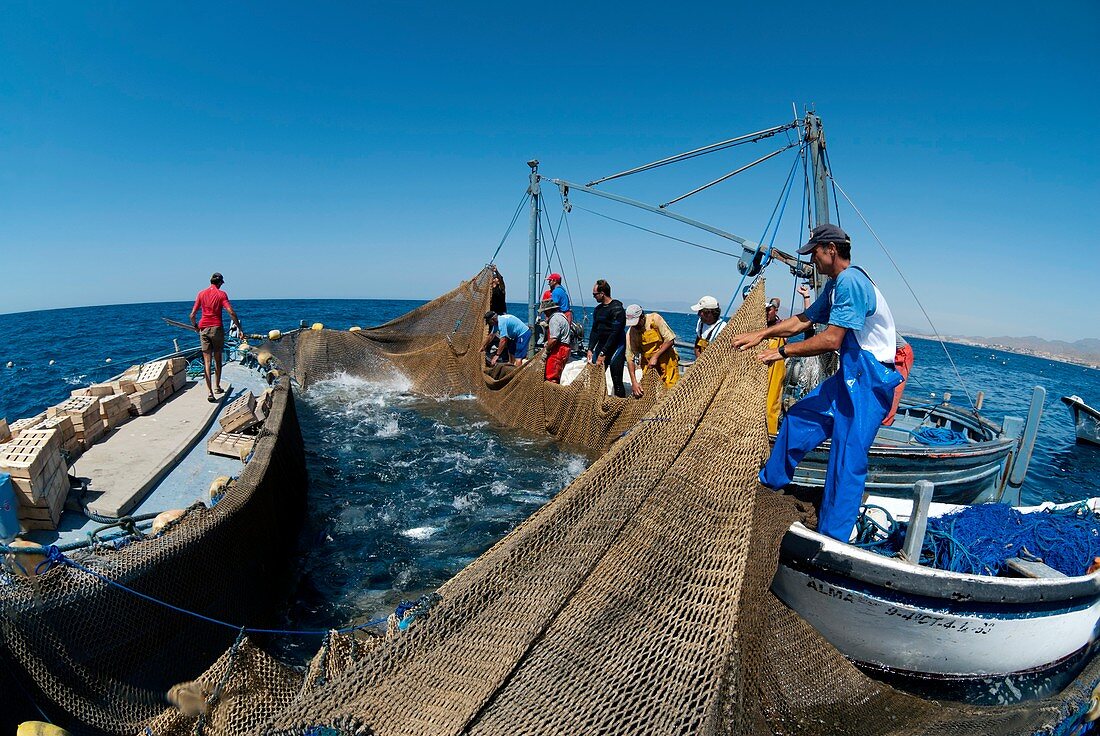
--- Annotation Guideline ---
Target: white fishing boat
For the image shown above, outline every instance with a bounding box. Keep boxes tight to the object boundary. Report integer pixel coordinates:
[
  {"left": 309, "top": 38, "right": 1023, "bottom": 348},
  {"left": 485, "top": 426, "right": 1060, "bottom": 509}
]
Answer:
[
  {"left": 1062, "top": 394, "right": 1100, "bottom": 447},
  {"left": 772, "top": 490, "right": 1100, "bottom": 704}
]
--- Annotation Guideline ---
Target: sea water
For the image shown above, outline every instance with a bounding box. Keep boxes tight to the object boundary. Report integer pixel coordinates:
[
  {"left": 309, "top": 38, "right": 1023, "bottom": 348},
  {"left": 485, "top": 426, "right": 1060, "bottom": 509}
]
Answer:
[{"left": 2, "top": 298, "right": 1100, "bottom": 644}]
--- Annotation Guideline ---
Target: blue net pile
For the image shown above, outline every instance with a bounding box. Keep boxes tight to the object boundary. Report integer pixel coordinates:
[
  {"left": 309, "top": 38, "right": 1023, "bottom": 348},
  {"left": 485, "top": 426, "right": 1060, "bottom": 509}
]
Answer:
[{"left": 860, "top": 502, "right": 1100, "bottom": 577}]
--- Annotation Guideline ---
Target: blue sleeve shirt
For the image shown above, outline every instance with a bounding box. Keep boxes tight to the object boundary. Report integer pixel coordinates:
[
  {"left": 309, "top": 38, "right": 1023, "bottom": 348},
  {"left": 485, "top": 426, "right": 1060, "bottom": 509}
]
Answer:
[
  {"left": 496, "top": 314, "right": 529, "bottom": 341},
  {"left": 551, "top": 285, "right": 570, "bottom": 314},
  {"left": 802, "top": 268, "right": 877, "bottom": 331}
]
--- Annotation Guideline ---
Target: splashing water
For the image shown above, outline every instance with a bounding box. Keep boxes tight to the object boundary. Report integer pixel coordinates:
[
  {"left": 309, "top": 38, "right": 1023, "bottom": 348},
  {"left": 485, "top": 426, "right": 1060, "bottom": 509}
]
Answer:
[{"left": 276, "top": 370, "right": 590, "bottom": 655}]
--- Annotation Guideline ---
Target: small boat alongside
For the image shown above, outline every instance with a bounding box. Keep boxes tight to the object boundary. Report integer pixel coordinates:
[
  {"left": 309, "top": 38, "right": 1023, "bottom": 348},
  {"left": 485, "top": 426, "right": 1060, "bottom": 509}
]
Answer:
[
  {"left": 772, "top": 491, "right": 1100, "bottom": 704},
  {"left": 1062, "top": 394, "right": 1100, "bottom": 447},
  {"left": 778, "top": 388, "right": 1044, "bottom": 505}
]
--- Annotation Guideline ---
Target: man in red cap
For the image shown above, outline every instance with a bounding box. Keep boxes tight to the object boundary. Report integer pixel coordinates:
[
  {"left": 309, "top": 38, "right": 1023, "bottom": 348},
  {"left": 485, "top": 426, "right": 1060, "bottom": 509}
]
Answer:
[
  {"left": 545, "top": 272, "right": 573, "bottom": 324},
  {"left": 190, "top": 272, "right": 243, "bottom": 403}
]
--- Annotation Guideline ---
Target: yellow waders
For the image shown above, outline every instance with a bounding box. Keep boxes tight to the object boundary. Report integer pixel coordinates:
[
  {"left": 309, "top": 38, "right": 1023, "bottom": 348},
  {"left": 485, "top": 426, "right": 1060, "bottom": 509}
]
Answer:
[
  {"left": 765, "top": 337, "right": 786, "bottom": 434},
  {"left": 641, "top": 327, "right": 680, "bottom": 388}
]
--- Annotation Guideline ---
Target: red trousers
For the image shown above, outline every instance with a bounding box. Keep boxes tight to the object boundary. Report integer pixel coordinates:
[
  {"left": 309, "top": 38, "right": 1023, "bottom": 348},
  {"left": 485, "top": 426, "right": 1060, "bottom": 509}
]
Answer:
[
  {"left": 883, "top": 342, "right": 914, "bottom": 426},
  {"left": 546, "top": 343, "right": 571, "bottom": 383}
]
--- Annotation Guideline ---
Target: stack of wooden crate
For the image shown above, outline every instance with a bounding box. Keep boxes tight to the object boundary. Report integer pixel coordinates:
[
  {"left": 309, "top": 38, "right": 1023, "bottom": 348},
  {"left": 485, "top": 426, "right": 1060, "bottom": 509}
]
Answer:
[
  {"left": 0, "top": 418, "right": 10, "bottom": 444},
  {"left": 9, "top": 414, "right": 47, "bottom": 439},
  {"left": 168, "top": 357, "right": 189, "bottom": 392},
  {"left": 207, "top": 431, "right": 256, "bottom": 461},
  {"left": 0, "top": 428, "right": 69, "bottom": 530},
  {"left": 208, "top": 392, "right": 260, "bottom": 460},
  {"left": 131, "top": 361, "right": 169, "bottom": 415},
  {"left": 35, "top": 414, "right": 81, "bottom": 461},
  {"left": 99, "top": 393, "right": 132, "bottom": 431},
  {"left": 49, "top": 396, "right": 105, "bottom": 449}
]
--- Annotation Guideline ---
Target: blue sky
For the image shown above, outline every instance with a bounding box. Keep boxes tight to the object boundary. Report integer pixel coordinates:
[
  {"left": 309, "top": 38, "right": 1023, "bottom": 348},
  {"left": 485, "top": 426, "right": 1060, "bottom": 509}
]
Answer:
[{"left": 1, "top": 2, "right": 1096, "bottom": 341}]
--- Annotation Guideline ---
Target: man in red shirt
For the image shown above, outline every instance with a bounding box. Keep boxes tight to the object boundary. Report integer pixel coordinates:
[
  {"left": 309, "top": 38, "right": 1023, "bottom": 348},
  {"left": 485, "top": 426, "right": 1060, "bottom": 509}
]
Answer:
[{"left": 189, "top": 272, "right": 243, "bottom": 402}]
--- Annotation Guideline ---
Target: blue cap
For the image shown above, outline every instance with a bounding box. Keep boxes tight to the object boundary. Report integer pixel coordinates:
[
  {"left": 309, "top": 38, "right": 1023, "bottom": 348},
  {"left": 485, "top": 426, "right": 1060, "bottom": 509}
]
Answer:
[{"left": 797, "top": 223, "right": 850, "bottom": 255}]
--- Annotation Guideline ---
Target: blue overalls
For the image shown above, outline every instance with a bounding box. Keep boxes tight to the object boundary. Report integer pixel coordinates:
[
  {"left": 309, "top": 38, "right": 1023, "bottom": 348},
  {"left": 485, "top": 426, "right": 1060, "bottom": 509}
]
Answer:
[{"left": 760, "top": 329, "right": 902, "bottom": 541}]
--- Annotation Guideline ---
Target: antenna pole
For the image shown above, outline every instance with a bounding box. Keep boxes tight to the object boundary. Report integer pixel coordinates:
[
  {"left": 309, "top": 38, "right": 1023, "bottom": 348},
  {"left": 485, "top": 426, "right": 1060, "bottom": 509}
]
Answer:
[{"left": 527, "top": 160, "right": 541, "bottom": 329}]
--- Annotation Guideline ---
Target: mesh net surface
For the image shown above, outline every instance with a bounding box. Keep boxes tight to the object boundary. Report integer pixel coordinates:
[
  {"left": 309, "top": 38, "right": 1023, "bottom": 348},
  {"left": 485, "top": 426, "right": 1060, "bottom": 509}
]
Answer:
[{"left": 4, "top": 268, "right": 1098, "bottom": 735}]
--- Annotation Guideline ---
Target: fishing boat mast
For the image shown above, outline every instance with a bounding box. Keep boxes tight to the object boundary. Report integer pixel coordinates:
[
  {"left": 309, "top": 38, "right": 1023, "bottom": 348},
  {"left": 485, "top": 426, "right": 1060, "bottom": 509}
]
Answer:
[
  {"left": 527, "top": 159, "right": 541, "bottom": 329},
  {"left": 805, "top": 111, "right": 830, "bottom": 292}
]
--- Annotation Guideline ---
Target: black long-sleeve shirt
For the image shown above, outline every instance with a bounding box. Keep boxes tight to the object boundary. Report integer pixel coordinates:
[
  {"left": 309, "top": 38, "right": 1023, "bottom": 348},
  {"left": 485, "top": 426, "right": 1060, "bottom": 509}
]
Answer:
[
  {"left": 589, "top": 299, "right": 625, "bottom": 359},
  {"left": 490, "top": 272, "right": 507, "bottom": 314}
]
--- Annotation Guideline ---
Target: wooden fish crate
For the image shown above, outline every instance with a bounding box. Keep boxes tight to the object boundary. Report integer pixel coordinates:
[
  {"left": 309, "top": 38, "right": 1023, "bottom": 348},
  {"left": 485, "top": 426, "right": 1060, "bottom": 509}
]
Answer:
[
  {"left": 99, "top": 394, "right": 132, "bottom": 430},
  {"left": 130, "top": 389, "right": 159, "bottom": 416},
  {"left": 110, "top": 378, "right": 137, "bottom": 395},
  {"left": 207, "top": 431, "right": 255, "bottom": 460},
  {"left": 10, "top": 452, "right": 65, "bottom": 505},
  {"left": 157, "top": 382, "right": 175, "bottom": 403},
  {"left": 37, "top": 414, "right": 75, "bottom": 442},
  {"left": 36, "top": 415, "right": 82, "bottom": 461},
  {"left": 0, "top": 428, "right": 61, "bottom": 501},
  {"left": 10, "top": 414, "right": 47, "bottom": 439},
  {"left": 170, "top": 368, "right": 188, "bottom": 391},
  {"left": 16, "top": 470, "right": 68, "bottom": 530},
  {"left": 135, "top": 360, "right": 169, "bottom": 391},
  {"left": 168, "top": 357, "right": 189, "bottom": 376},
  {"left": 49, "top": 396, "right": 104, "bottom": 446},
  {"left": 219, "top": 392, "right": 259, "bottom": 433},
  {"left": 0, "top": 418, "right": 10, "bottom": 444}
]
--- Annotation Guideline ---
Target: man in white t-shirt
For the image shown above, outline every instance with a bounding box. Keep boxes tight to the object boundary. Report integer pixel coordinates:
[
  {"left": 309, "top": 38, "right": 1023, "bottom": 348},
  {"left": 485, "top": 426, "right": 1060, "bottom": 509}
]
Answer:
[
  {"left": 690, "top": 295, "right": 727, "bottom": 358},
  {"left": 731, "top": 224, "right": 902, "bottom": 542}
]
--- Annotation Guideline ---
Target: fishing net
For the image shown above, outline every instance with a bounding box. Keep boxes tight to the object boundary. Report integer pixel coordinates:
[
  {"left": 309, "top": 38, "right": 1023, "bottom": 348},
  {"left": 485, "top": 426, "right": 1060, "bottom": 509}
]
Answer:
[
  {"left": 0, "top": 381, "right": 309, "bottom": 734},
  {"left": 3, "top": 267, "right": 1098, "bottom": 735}
]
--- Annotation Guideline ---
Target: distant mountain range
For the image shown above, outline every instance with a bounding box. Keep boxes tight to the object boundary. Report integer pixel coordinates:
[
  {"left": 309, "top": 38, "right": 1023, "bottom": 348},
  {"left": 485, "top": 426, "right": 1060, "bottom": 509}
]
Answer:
[{"left": 903, "top": 330, "right": 1100, "bottom": 368}]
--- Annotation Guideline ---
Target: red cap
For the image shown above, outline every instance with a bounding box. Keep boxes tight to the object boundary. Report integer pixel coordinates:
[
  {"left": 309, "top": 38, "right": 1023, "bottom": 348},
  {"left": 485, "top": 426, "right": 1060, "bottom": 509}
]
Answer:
[{"left": 547, "top": 272, "right": 562, "bottom": 282}]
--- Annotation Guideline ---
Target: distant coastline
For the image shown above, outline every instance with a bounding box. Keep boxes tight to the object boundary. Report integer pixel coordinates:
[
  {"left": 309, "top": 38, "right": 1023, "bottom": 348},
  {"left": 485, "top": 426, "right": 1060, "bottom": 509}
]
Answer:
[{"left": 906, "top": 333, "right": 1100, "bottom": 371}]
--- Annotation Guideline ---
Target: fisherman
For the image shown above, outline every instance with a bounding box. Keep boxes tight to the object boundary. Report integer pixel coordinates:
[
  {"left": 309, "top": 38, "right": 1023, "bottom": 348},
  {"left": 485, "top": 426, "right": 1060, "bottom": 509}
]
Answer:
[
  {"left": 691, "top": 295, "right": 727, "bottom": 358},
  {"left": 546, "top": 273, "right": 573, "bottom": 324},
  {"left": 482, "top": 311, "right": 532, "bottom": 367},
  {"left": 190, "top": 272, "right": 243, "bottom": 403},
  {"left": 588, "top": 279, "right": 627, "bottom": 398},
  {"left": 731, "top": 224, "right": 902, "bottom": 542},
  {"left": 762, "top": 298, "right": 786, "bottom": 434},
  {"left": 884, "top": 333, "right": 915, "bottom": 425},
  {"left": 489, "top": 265, "right": 507, "bottom": 315},
  {"left": 625, "top": 303, "right": 679, "bottom": 398},
  {"left": 540, "top": 299, "right": 572, "bottom": 383}
]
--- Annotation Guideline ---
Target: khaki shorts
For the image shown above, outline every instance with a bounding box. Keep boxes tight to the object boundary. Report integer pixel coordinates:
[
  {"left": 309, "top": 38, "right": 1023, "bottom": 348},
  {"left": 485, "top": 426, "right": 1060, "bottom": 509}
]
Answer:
[{"left": 200, "top": 326, "right": 225, "bottom": 354}]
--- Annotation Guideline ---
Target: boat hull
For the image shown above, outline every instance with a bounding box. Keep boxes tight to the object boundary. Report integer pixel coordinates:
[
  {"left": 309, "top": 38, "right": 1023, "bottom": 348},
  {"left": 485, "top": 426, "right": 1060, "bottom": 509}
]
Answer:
[
  {"left": 775, "top": 399, "right": 1017, "bottom": 504},
  {"left": 0, "top": 377, "right": 309, "bottom": 732},
  {"left": 1062, "top": 395, "right": 1100, "bottom": 447},
  {"left": 773, "top": 523, "right": 1100, "bottom": 704}
]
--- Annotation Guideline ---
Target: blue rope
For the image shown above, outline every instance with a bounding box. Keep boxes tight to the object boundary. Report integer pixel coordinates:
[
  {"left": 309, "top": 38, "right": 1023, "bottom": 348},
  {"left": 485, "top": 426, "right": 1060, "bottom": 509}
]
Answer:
[
  {"left": 723, "top": 144, "right": 805, "bottom": 320},
  {"left": 865, "top": 503, "right": 1100, "bottom": 577},
  {"left": 28, "top": 547, "right": 388, "bottom": 635},
  {"left": 911, "top": 426, "right": 969, "bottom": 446}
]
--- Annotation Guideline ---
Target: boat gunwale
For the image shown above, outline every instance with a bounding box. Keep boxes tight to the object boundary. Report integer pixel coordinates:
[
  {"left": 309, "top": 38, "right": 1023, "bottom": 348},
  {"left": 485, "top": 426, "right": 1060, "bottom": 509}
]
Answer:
[{"left": 778, "top": 522, "right": 1100, "bottom": 604}]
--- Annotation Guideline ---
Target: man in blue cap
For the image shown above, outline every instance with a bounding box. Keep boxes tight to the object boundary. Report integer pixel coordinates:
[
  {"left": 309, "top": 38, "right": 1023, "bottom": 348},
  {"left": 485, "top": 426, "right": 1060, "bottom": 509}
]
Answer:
[{"left": 732, "top": 224, "right": 902, "bottom": 541}]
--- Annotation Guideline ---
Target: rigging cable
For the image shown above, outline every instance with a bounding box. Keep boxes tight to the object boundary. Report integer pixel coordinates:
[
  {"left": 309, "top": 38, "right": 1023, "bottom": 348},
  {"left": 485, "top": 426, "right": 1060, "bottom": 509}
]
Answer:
[
  {"left": 788, "top": 144, "right": 812, "bottom": 319},
  {"left": 555, "top": 187, "right": 588, "bottom": 319},
  {"left": 829, "top": 177, "right": 975, "bottom": 409},
  {"left": 489, "top": 190, "right": 532, "bottom": 264},
  {"left": 722, "top": 144, "right": 805, "bottom": 319},
  {"left": 586, "top": 121, "right": 799, "bottom": 186},
  {"left": 823, "top": 146, "right": 843, "bottom": 228},
  {"left": 660, "top": 142, "right": 800, "bottom": 208},
  {"left": 568, "top": 204, "right": 739, "bottom": 259}
]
